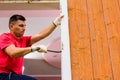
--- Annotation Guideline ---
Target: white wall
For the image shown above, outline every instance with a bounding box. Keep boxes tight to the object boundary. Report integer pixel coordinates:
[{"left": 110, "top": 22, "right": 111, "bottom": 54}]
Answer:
[{"left": 0, "top": 17, "right": 60, "bottom": 45}]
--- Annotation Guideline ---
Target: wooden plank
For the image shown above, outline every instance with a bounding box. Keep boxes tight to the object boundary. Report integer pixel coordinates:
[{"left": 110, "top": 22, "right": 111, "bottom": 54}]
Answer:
[
  {"left": 87, "top": 0, "right": 113, "bottom": 79},
  {"left": 68, "top": 0, "right": 120, "bottom": 79},
  {"left": 102, "top": 0, "right": 120, "bottom": 79},
  {"left": 68, "top": 0, "right": 93, "bottom": 79}
]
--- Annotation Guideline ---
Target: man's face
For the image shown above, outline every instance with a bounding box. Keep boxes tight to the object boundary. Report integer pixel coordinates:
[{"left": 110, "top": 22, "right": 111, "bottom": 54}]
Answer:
[{"left": 10, "top": 20, "right": 26, "bottom": 38}]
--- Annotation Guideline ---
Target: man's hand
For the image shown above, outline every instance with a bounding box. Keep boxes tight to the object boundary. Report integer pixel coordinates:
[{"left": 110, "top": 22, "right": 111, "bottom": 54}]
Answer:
[
  {"left": 31, "top": 45, "right": 47, "bottom": 53},
  {"left": 53, "top": 14, "right": 64, "bottom": 27},
  {"left": 37, "top": 45, "right": 47, "bottom": 53}
]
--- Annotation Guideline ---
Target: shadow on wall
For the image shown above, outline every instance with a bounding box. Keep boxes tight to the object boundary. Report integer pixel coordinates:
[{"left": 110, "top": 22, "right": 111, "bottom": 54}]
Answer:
[
  {"left": 43, "top": 37, "right": 61, "bottom": 68},
  {"left": 23, "top": 58, "right": 61, "bottom": 75},
  {"left": 24, "top": 59, "right": 61, "bottom": 80}
]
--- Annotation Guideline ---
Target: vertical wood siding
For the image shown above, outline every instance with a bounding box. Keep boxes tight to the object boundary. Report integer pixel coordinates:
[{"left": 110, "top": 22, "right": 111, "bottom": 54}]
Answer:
[{"left": 68, "top": 0, "right": 120, "bottom": 80}]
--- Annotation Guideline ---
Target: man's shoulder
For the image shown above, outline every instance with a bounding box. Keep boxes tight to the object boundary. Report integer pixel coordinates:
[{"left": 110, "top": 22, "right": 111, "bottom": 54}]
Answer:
[
  {"left": 0, "top": 33, "right": 11, "bottom": 39},
  {"left": 0, "top": 32, "right": 10, "bottom": 35},
  {"left": 0, "top": 33, "right": 9, "bottom": 36}
]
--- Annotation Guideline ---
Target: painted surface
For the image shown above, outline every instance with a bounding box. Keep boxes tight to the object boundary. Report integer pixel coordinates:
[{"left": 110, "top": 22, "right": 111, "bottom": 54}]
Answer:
[
  {"left": 68, "top": 0, "right": 120, "bottom": 80},
  {"left": 60, "top": 0, "right": 72, "bottom": 80},
  {"left": 43, "top": 37, "right": 61, "bottom": 68},
  {"left": 0, "top": 10, "right": 59, "bottom": 17}
]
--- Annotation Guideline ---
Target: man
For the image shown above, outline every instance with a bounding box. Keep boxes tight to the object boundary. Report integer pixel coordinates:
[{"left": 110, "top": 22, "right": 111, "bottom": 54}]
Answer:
[{"left": 0, "top": 14, "right": 63, "bottom": 80}]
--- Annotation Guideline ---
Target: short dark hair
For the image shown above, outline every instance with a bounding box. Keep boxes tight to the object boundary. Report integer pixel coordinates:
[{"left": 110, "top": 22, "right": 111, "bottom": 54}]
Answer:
[{"left": 9, "top": 14, "right": 26, "bottom": 26}]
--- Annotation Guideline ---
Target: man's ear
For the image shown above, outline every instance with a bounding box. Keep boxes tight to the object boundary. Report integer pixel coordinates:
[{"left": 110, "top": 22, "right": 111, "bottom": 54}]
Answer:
[{"left": 9, "top": 23, "right": 14, "bottom": 30}]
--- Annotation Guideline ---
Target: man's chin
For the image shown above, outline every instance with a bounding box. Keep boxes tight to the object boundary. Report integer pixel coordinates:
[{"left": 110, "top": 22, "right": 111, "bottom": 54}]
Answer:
[{"left": 18, "top": 34, "right": 24, "bottom": 37}]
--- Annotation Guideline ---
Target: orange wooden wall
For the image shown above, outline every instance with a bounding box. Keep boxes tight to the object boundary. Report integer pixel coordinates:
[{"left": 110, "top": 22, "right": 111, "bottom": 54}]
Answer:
[{"left": 68, "top": 0, "right": 120, "bottom": 80}]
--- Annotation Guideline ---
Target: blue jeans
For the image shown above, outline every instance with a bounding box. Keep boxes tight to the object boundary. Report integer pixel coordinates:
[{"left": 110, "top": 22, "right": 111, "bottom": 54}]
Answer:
[{"left": 0, "top": 73, "right": 37, "bottom": 80}]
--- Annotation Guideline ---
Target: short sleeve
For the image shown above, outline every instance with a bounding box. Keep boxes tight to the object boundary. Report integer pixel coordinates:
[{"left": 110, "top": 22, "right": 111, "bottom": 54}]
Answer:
[{"left": 0, "top": 34, "right": 13, "bottom": 50}]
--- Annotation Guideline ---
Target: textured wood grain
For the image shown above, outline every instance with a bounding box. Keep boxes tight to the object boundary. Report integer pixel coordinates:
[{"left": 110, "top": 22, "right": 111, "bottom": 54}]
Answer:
[{"left": 68, "top": 0, "right": 120, "bottom": 80}]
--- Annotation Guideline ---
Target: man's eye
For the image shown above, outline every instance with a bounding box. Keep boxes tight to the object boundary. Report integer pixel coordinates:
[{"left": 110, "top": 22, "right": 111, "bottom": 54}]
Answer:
[{"left": 19, "top": 25, "right": 26, "bottom": 27}]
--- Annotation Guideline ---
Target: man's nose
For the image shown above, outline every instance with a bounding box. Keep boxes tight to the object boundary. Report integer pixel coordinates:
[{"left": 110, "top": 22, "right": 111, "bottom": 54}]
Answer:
[{"left": 22, "top": 26, "right": 26, "bottom": 31}]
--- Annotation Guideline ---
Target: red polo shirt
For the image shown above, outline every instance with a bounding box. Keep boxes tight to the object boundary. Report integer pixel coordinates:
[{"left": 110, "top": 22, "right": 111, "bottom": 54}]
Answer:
[{"left": 0, "top": 33, "right": 31, "bottom": 74}]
